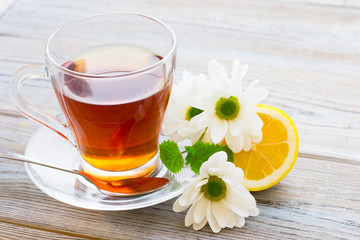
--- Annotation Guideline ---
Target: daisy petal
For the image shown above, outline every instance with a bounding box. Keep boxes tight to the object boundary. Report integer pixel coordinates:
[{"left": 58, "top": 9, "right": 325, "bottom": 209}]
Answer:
[
  {"left": 207, "top": 151, "right": 228, "bottom": 165},
  {"left": 194, "top": 197, "right": 209, "bottom": 224},
  {"left": 242, "top": 111, "right": 263, "bottom": 133},
  {"left": 196, "top": 73, "right": 209, "bottom": 85},
  {"left": 182, "top": 70, "right": 194, "bottom": 82},
  {"left": 235, "top": 216, "right": 245, "bottom": 228},
  {"left": 228, "top": 119, "right": 243, "bottom": 136},
  {"left": 231, "top": 59, "right": 242, "bottom": 81},
  {"left": 220, "top": 175, "right": 232, "bottom": 186},
  {"left": 242, "top": 87, "right": 268, "bottom": 105},
  {"left": 206, "top": 202, "right": 222, "bottom": 233},
  {"left": 224, "top": 189, "right": 250, "bottom": 217},
  {"left": 231, "top": 60, "right": 247, "bottom": 92},
  {"left": 193, "top": 216, "right": 208, "bottom": 231},
  {"left": 225, "top": 132, "right": 244, "bottom": 153},
  {"left": 249, "top": 207, "right": 260, "bottom": 216},
  {"left": 232, "top": 185, "right": 257, "bottom": 209},
  {"left": 199, "top": 152, "right": 227, "bottom": 178},
  {"left": 242, "top": 132, "right": 252, "bottom": 151},
  {"left": 212, "top": 200, "right": 230, "bottom": 228},
  {"left": 226, "top": 211, "right": 236, "bottom": 228},
  {"left": 190, "top": 131, "right": 203, "bottom": 144},
  {"left": 163, "top": 118, "right": 180, "bottom": 135},
  {"left": 247, "top": 80, "right": 259, "bottom": 89},
  {"left": 189, "top": 188, "right": 201, "bottom": 203},
  {"left": 173, "top": 198, "right": 190, "bottom": 212},
  {"left": 227, "top": 166, "right": 244, "bottom": 183},
  {"left": 179, "top": 195, "right": 191, "bottom": 207},
  {"left": 209, "top": 60, "right": 228, "bottom": 82},
  {"left": 202, "top": 96, "right": 218, "bottom": 111},
  {"left": 180, "top": 185, "right": 195, "bottom": 199},
  {"left": 251, "top": 131, "right": 263, "bottom": 143},
  {"left": 202, "top": 130, "right": 213, "bottom": 143},
  {"left": 195, "top": 179, "right": 209, "bottom": 189},
  {"left": 208, "top": 167, "right": 222, "bottom": 176},
  {"left": 185, "top": 203, "right": 196, "bottom": 227},
  {"left": 179, "top": 181, "right": 199, "bottom": 205},
  {"left": 192, "top": 191, "right": 204, "bottom": 204},
  {"left": 189, "top": 112, "right": 208, "bottom": 131},
  {"left": 210, "top": 117, "right": 228, "bottom": 143},
  {"left": 187, "top": 96, "right": 205, "bottom": 110}
]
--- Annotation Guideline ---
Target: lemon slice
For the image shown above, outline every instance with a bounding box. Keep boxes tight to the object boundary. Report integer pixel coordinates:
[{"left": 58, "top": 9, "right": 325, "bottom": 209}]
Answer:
[{"left": 233, "top": 105, "right": 299, "bottom": 191}]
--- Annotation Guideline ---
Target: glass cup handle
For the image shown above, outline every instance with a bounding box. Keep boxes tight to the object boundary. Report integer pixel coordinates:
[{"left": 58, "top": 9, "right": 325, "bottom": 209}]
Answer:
[{"left": 9, "top": 64, "right": 76, "bottom": 147}]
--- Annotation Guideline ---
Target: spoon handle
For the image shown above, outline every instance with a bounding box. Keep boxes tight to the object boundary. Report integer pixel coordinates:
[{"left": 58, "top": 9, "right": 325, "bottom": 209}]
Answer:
[
  {"left": 0, "top": 147, "right": 77, "bottom": 175},
  {"left": 0, "top": 147, "right": 171, "bottom": 197}
]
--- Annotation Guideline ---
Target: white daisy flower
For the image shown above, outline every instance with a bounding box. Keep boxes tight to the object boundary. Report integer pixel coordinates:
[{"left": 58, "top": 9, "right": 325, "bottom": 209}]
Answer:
[
  {"left": 190, "top": 59, "right": 268, "bottom": 152},
  {"left": 173, "top": 151, "right": 259, "bottom": 233},
  {"left": 163, "top": 71, "right": 211, "bottom": 143}
]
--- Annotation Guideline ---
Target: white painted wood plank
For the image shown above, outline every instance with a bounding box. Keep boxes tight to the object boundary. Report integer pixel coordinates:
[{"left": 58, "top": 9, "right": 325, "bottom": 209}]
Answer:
[
  {"left": 0, "top": 153, "right": 359, "bottom": 239},
  {"left": 0, "top": 0, "right": 359, "bottom": 239},
  {"left": 0, "top": 0, "right": 15, "bottom": 16}
]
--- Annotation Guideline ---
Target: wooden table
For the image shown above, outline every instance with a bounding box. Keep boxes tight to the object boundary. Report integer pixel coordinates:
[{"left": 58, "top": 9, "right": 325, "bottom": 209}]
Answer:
[{"left": 1, "top": 0, "right": 359, "bottom": 239}]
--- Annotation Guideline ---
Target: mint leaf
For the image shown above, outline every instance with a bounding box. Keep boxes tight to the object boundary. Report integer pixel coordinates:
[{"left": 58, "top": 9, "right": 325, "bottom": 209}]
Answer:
[
  {"left": 185, "top": 142, "right": 234, "bottom": 174},
  {"left": 184, "top": 146, "right": 193, "bottom": 165},
  {"left": 159, "top": 140, "right": 184, "bottom": 173}
]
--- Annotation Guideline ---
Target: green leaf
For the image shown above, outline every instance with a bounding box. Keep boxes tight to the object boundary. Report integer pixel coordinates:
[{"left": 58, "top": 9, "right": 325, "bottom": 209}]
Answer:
[
  {"left": 159, "top": 140, "right": 184, "bottom": 174},
  {"left": 185, "top": 142, "right": 234, "bottom": 174},
  {"left": 184, "top": 146, "right": 193, "bottom": 165}
]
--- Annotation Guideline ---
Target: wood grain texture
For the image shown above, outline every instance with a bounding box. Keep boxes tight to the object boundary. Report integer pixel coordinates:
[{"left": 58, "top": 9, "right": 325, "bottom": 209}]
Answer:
[
  {"left": 0, "top": 221, "right": 88, "bottom": 240},
  {"left": 0, "top": 0, "right": 15, "bottom": 16},
  {"left": 0, "top": 154, "right": 359, "bottom": 239},
  {"left": 0, "top": 0, "right": 359, "bottom": 239}
]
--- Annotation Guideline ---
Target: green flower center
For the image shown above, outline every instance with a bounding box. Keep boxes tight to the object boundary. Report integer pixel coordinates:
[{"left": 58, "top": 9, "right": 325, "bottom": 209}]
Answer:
[
  {"left": 201, "top": 176, "right": 227, "bottom": 201},
  {"left": 185, "top": 106, "right": 204, "bottom": 121},
  {"left": 215, "top": 96, "right": 240, "bottom": 120}
]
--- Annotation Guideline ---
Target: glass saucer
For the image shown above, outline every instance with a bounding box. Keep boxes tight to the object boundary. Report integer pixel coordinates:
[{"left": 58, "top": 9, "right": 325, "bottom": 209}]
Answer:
[{"left": 24, "top": 127, "right": 194, "bottom": 211}]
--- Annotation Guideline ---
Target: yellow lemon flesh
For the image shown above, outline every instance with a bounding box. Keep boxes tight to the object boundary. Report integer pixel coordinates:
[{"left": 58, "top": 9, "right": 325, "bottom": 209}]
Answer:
[{"left": 234, "top": 105, "right": 299, "bottom": 191}]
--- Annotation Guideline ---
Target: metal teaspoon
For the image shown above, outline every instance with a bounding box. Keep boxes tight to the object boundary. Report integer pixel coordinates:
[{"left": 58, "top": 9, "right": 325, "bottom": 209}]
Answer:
[{"left": 0, "top": 148, "right": 169, "bottom": 197}]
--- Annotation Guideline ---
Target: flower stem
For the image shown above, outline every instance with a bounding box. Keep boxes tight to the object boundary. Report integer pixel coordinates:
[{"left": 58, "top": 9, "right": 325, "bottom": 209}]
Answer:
[
  {"left": 197, "top": 127, "right": 208, "bottom": 142},
  {"left": 179, "top": 128, "right": 208, "bottom": 155}
]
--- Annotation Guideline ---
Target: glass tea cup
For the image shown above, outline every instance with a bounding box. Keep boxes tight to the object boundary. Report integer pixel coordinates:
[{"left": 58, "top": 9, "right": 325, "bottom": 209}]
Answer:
[{"left": 9, "top": 13, "right": 177, "bottom": 181}]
